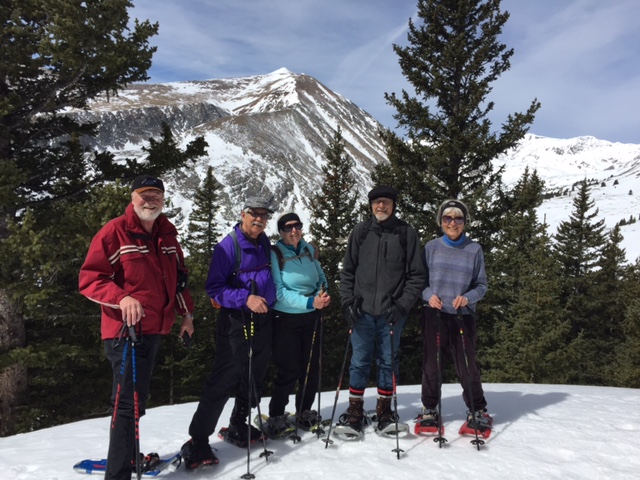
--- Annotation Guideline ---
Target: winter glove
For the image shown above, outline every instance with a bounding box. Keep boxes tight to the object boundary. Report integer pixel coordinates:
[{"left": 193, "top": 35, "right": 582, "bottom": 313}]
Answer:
[
  {"left": 384, "top": 304, "right": 406, "bottom": 326},
  {"left": 343, "top": 298, "right": 363, "bottom": 327}
]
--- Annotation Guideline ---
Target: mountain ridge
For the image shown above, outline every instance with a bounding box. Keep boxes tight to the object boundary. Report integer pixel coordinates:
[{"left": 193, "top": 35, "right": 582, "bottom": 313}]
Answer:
[{"left": 72, "top": 68, "right": 640, "bottom": 261}]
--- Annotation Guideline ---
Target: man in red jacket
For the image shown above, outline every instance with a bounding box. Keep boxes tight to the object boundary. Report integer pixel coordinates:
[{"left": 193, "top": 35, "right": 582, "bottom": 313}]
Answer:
[{"left": 79, "top": 174, "right": 194, "bottom": 480}]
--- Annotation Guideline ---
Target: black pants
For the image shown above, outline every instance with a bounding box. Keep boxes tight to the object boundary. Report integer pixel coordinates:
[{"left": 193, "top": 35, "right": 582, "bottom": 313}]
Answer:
[
  {"left": 188, "top": 309, "right": 272, "bottom": 442},
  {"left": 269, "top": 310, "right": 321, "bottom": 417},
  {"left": 103, "top": 334, "right": 161, "bottom": 480},
  {"left": 421, "top": 308, "right": 486, "bottom": 412}
]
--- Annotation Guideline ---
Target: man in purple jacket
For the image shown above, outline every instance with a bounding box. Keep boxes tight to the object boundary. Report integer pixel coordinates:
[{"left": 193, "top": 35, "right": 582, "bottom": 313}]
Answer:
[{"left": 181, "top": 196, "right": 276, "bottom": 469}]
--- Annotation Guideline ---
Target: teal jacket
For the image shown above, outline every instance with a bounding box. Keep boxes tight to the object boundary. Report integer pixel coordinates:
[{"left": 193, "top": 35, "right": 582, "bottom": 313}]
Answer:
[{"left": 270, "top": 238, "right": 327, "bottom": 314}]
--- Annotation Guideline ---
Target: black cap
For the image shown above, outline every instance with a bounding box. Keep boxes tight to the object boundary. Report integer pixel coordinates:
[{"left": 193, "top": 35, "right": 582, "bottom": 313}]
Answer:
[
  {"left": 277, "top": 212, "right": 301, "bottom": 231},
  {"left": 132, "top": 175, "right": 164, "bottom": 193},
  {"left": 368, "top": 185, "right": 398, "bottom": 203},
  {"left": 437, "top": 199, "right": 469, "bottom": 226}
]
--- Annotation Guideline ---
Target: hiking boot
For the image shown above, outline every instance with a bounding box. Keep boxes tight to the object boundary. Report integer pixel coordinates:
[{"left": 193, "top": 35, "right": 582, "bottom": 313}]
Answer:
[
  {"left": 181, "top": 439, "right": 218, "bottom": 470},
  {"left": 296, "top": 409, "right": 321, "bottom": 430},
  {"left": 375, "top": 397, "right": 395, "bottom": 430},
  {"left": 338, "top": 397, "right": 364, "bottom": 432},
  {"left": 417, "top": 408, "right": 439, "bottom": 428},
  {"left": 266, "top": 414, "right": 294, "bottom": 437},
  {"left": 229, "top": 401, "right": 264, "bottom": 443},
  {"left": 466, "top": 408, "right": 491, "bottom": 430},
  {"left": 227, "top": 421, "right": 264, "bottom": 443}
]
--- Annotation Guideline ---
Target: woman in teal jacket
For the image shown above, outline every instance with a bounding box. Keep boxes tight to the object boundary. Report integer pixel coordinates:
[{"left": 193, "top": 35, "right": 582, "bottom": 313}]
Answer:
[{"left": 266, "top": 212, "right": 331, "bottom": 437}]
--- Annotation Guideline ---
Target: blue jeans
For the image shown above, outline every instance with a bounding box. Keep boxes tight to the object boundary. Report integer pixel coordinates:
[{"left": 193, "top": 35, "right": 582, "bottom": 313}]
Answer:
[{"left": 348, "top": 312, "right": 406, "bottom": 396}]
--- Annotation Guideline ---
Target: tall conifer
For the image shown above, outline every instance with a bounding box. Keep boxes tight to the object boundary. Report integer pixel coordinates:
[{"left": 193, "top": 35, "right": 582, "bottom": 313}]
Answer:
[
  {"left": 307, "top": 126, "right": 359, "bottom": 387},
  {"left": 381, "top": 0, "right": 540, "bottom": 242}
]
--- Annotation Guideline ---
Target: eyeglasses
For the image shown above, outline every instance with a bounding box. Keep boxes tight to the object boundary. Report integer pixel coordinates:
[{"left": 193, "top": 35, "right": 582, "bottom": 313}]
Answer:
[
  {"left": 281, "top": 222, "right": 303, "bottom": 233},
  {"left": 246, "top": 209, "right": 272, "bottom": 220},
  {"left": 442, "top": 215, "right": 465, "bottom": 225}
]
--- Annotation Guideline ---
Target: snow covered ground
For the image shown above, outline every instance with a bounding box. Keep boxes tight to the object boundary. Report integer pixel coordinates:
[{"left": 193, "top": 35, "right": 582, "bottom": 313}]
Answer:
[{"left": 1, "top": 383, "right": 639, "bottom": 480}]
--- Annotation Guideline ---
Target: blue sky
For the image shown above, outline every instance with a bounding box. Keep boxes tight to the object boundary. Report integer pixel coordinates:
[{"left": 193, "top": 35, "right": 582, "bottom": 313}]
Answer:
[{"left": 129, "top": 0, "right": 640, "bottom": 144}]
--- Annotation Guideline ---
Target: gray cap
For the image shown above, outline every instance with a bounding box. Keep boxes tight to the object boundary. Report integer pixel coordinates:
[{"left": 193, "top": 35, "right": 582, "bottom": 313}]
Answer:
[{"left": 244, "top": 196, "right": 274, "bottom": 213}]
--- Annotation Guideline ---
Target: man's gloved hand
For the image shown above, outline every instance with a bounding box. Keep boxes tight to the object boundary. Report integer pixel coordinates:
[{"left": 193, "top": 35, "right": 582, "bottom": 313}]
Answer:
[
  {"left": 343, "top": 298, "right": 362, "bottom": 327},
  {"left": 385, "top": 304, "right": 406, "bottom": 326}
]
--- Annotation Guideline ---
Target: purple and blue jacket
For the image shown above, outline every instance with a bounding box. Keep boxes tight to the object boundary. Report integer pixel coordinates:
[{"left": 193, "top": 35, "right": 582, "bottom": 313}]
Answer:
[{"left": 206, "top": 224, "right": 276, "bottom": 311}]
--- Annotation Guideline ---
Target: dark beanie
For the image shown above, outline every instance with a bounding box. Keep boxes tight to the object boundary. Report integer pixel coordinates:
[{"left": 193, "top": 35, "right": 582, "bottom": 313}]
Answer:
[
  {"left": 368, "top": 185, "right": 398, "bottom": 203},
  {"left": 436, "top": 199, "right": 470, "bottom": 226},
  {"left": 277, "top": 212, "right": 301, "bottom": 231}
]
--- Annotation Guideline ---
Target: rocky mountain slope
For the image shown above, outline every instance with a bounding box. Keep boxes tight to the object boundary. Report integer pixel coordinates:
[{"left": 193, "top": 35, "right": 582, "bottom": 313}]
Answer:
[
  {"left": 72, "top": 68, "right": 640, "bottom": 260},
  {"left": 73, "top": 68, "right": 385, "bottom": 229}
]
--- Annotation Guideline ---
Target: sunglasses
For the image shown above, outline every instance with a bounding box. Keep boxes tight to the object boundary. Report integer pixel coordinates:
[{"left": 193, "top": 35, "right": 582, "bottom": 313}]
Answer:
[
  {"left": 442, "top": 215, "right": 465, "bottom": 225},
  {"left": 246, "top": 209, "right": 272, "bottom": 220},
  {"left": 281, "top": 222, "right": 303, "bottom": 233}
]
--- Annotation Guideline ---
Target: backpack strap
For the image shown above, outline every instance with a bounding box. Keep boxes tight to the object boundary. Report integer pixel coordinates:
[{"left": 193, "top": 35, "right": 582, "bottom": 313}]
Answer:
[
  {"left": 271, "top": 244, "right": 285, "bottom": 270},
  {"left": 271, "top": 243, "right": 313, "bottom": 271},
  {"left": 229, "top": 229, "right": 243, "bottom": 276}
]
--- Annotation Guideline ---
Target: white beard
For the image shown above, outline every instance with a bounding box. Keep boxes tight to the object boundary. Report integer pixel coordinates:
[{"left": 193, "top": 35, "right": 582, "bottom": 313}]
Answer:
[{"left": 134, "top": 204, "right": 163, "bottom": 223}]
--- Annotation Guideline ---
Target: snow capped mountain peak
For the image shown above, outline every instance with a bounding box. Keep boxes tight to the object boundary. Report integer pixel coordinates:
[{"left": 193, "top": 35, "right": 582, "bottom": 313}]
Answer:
[{"left": 74, "top": 70, "right": 640, "bottom": 261}]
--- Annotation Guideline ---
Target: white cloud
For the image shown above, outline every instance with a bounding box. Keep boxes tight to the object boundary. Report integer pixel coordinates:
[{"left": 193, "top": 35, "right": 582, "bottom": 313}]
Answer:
[{"left": 128, "top": 0, "right": 640, "bottom": 143}]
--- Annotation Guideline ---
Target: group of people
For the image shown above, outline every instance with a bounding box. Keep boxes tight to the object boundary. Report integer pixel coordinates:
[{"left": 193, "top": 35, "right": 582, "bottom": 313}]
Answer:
[{"left": 79, "top": 175, "right": 490, "bottom": 479}]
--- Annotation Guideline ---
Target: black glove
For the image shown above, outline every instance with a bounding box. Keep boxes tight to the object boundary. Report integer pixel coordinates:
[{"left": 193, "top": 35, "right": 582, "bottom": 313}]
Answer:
[
  {"left": 343, "top": 298, "right": 362, "bottom": 327},
  {"left": 385, "top": 304, "right": 406, "bottom": 326}
]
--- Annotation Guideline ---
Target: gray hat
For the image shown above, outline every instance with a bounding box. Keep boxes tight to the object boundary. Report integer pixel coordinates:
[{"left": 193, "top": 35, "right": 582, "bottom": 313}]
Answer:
[{"left": 244, "top": 196, "right": 274, "bottom": 213}]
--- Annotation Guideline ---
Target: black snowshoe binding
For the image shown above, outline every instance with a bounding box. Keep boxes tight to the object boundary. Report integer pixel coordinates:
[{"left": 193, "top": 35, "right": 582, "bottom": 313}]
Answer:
[{"left": 180, "top": 439, "right": 219, "bottom": 471}]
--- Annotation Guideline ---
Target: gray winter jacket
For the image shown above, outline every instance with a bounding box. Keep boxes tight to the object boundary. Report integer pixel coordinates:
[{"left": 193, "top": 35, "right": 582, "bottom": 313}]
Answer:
[{"left": 339, "top": 215, "right": 426, "bottom": 316}]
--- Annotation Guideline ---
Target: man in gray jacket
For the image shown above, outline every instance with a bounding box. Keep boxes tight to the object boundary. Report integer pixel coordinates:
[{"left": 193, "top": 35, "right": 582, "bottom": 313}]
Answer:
[{"left": 339, "top": 185, "right": 426, "bottom": 432}]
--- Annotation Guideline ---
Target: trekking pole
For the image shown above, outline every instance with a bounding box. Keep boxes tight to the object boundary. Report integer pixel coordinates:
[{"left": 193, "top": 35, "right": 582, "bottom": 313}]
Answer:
[
  {"left": 249, "top": 285, "right": 272, "bottom": 461},
  {"left": 388, "top": 321, "right": 404, "bottom": 459},
  {"left": 455, "top": 309, "right": 483, "bottom": 450},
  {"left": 434, "top": 310, "right": 448, "bottom": 447},
  {"left": 241, "top": 281, "right": 272, "bottom": 480},
  {"left": 109, "top": 324, "right": 129, "bottom": 452},
  {"left": 251, "top": 370, "right": 272, "bottom": 460},
  {"left": 290, "top": 309, "right": 320, "bottom": 443},
  {"left": 129, "top": 326, "right": 142, "bottom": 480},
  {"left": 315, "top": 308, "right": 324, "bottom": 438},
  {"left": 323, "top": 327, "right": 352, "bottom": 448},
  {"left": 241, "top": 292, "right": 255, "bottom": 479}
]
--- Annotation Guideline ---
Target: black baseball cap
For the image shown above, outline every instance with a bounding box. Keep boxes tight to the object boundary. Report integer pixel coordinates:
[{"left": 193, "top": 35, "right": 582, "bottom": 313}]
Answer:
[{"left": 132, "top": 175, "right": 164, "bottom": 193}]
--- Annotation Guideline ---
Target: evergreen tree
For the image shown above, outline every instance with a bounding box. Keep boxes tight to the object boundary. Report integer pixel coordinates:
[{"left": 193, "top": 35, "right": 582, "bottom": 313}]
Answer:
[
  {"left": 482, "top": 168, "right": 568, "bottom": 383},
  {"left": 593, "top": 225, "right": 630, "bottom": 385},
  {"left": 0, "top": 0, "right": 161, "bottom": 435},
  {"left": 2, "top": 182, "right": 130, "bottom": 432},
  {"left": 381, "top": 0, "right": 540, "bottom": 241},
  {"left": 153, "top": 166, "right": 222, "bottom": 404},
  {"left": 306, "top": 126, "right": 359, "bottom": 390},
  {"left": 552, "top": 180, "right": 608, "bottom": 384},
  {"left": 612, "top": 262, "right": 640, "bottom": 388},
  {"left": 0, "top": 121, "right": 206, "bottom": 432}
]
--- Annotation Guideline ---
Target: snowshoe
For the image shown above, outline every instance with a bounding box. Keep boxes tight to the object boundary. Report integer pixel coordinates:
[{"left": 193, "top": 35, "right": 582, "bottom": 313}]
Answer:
[
  {"left": 181, "top": 439, "right": 218, "bottom": 471},
  {"left": 333, "top": 412, "right": 372, "bottom": 440},
  {"left": 217, "top": 423, "right": 266, "bottom": 449},
  {"left": 73, "top": 453, "right": 182, "bottom": 476},
  {"left": 253, "top": 413, "right": 296, "bottom": 439},
  {"left": 414, "top": 409, "right": 445, "bottom": 436},
  {"left": 459, "top": 409, "right": 493, "bottom": 439},
  {"left": 291, "top": 409, "right": 321, "bottom": 432}
]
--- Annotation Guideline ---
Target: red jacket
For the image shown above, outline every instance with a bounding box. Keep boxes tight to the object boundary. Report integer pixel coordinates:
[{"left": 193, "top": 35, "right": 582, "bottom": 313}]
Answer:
[{"left": 79, "top": 203, "right": 194, "bottom": 339}]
